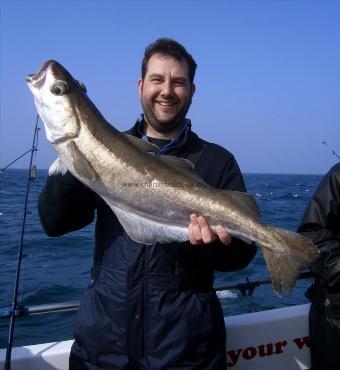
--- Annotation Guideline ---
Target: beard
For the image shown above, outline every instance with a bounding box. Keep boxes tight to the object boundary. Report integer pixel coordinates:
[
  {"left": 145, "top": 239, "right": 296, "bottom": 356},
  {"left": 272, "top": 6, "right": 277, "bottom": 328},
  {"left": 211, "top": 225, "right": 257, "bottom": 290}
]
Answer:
[{"left": 141, "top": 97, "right": 192, "bottom": 134}]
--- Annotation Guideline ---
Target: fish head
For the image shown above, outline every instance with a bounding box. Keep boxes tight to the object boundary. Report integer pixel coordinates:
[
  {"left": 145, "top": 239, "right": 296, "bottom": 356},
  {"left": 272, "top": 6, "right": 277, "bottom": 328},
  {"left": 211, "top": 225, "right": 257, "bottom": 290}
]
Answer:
[{"left": 26, "top": 60, "right": 86, "bottom": 144}]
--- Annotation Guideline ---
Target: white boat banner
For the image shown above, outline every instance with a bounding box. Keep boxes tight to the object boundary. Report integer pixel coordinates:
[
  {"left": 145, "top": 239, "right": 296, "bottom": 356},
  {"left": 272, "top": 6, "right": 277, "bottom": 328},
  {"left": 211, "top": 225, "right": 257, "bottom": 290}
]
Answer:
[{"left": 225, "top": 304, "right": 311, "bottom": 370}]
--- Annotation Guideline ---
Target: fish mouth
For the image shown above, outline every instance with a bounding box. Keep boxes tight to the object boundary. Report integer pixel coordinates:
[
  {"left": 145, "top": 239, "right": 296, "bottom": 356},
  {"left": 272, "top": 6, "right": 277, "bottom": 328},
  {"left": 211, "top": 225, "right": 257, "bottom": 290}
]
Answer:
[
  {"left": 26, "top": 60, "right": 70, "bottom": 89},
  {"left": 26, "top": 60, "right": 54, "bottom": 89}
]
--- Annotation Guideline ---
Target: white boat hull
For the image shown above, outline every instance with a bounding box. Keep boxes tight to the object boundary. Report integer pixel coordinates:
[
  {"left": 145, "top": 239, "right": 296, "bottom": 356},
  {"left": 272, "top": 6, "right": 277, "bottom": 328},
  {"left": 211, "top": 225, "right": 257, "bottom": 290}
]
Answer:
[
  {"left": 0, "top": 304, "right": 311, "bottom": 370},
  {"left": 225, "top": 303, "right": 310, "bottom": 369}
]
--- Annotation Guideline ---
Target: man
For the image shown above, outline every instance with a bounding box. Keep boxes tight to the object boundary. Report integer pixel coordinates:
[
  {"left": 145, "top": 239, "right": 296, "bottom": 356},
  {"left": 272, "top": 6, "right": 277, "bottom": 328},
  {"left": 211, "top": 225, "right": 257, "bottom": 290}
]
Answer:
[
  {"left": 298, "top": 163, "right": 340, "bottom": 370},
  {"left": 39, "top": 38, "right": 256, "bottom": 369}
]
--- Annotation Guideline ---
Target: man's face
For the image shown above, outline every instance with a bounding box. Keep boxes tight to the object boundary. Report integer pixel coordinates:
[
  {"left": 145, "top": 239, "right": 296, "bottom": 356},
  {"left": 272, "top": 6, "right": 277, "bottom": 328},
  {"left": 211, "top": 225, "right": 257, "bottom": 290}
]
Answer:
[{"left": 138, "top": 53, "right": 195, "bottom": 135}]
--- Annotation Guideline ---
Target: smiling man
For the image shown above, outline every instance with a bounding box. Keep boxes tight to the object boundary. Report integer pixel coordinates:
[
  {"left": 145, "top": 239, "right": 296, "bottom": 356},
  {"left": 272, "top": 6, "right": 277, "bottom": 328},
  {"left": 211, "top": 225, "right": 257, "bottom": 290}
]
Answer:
[
  {"left": 138, "top": 51, "right": 195, "bottom": 137},
  {"left": 38, "top": 38, "right": 256, "bottom": 369}
]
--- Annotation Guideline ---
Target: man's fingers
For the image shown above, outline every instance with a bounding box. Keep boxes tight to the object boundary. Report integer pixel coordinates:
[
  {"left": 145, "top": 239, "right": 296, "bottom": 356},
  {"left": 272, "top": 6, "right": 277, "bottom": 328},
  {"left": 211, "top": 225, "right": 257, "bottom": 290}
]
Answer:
[
  {"left": 188, "top": 223, "right": 199, "bottom": 245},
  {"left": 188, "top": 214, "right": 231, "bottom": 246},
  {"left": 189, "top": 214, "right": 202, "bottom": 245},
  {"left": 192, "top": 216, "right": 203, "bottom": 242},
  {"left": 215, "top": 225, "right": 232, "bottom": 245},
  {"left": 197, "top": 216, "right": 217, "bottom": 244}
]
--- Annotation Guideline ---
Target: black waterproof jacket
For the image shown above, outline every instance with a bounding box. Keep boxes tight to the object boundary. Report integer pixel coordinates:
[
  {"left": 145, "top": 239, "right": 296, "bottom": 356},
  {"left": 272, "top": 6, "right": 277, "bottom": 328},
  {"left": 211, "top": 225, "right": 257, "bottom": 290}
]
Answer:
[
  {"left": 298, "top": 163, "right": 340, "bottom": 318},
  {"left": 38, "top": 120, "right": 257, "bottom": 369}
]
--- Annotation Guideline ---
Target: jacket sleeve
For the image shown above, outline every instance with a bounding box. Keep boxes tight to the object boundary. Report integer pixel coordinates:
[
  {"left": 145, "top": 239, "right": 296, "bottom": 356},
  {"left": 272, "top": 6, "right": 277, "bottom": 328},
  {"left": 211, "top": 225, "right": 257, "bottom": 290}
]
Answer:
[
  {"left": 297, "top": 163, "right": 340, "bottom": 290},
  {"left": 208, "top": 152, "right": 257, "bottom": 272},
  {"left": 38, "top": 171, "right": 97, "bottom": 237}
]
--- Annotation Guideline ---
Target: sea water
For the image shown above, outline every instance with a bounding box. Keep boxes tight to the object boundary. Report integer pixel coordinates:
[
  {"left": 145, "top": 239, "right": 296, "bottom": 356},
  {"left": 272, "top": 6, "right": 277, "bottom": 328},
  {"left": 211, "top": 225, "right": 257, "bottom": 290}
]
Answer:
[{"left": 0, "top": 169, "right": 322, "bottom": 347}]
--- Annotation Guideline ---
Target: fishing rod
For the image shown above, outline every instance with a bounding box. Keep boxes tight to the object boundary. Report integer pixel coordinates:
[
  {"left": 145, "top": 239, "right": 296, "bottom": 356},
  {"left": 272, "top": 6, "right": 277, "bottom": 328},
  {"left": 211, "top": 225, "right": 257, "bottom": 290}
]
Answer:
[
  {"left": 4, "top": 115, "right": 40, "bottom": 370},
  {"left": 322, "top": 141, "right": 340, "bottom": 161},
  {"left": 0, "top": 149, "right": 34, "bottom": 173}
]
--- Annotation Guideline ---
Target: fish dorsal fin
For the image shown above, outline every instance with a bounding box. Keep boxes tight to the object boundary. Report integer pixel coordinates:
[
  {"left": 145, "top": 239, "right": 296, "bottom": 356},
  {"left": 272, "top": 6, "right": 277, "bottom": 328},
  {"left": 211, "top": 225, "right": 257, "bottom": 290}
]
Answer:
[
  {"left": 123, "top": 134, "right": 205, "bottom": 186},
  {"left": 158, "top": 155, "right": 195, "bottom": 171},
  {"left": 123, "top": 134, "right": 159, "bottom": 153},
  {"left": 156, "top": 155, "right": 207, "bottom": 185},
  {"left": 224, "top": 190, "right": 260, "bottom": 219}
]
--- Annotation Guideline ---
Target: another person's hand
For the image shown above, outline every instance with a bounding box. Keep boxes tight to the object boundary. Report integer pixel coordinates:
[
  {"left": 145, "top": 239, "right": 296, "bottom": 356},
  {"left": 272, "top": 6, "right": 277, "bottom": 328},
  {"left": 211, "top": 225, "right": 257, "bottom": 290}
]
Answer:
[{"left": 188, "top": 214, "right": 232, "bottom": 246}]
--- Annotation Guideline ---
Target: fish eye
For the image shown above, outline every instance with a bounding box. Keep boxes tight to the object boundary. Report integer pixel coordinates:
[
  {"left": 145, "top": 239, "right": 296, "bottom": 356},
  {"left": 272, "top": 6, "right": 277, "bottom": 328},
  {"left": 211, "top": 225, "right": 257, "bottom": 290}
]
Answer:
[
  {"left": 50, "top": 80, "right": 69, "bottom": 96},
  {"left": 77, "top": 80, "right": 87, "bottom": 93}
]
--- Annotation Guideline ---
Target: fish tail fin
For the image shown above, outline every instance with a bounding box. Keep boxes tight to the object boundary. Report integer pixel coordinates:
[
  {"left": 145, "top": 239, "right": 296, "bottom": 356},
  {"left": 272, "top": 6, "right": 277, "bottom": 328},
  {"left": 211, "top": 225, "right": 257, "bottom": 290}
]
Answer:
[{"left": 260, "top": 226, "right": 319, "bottom": 295}]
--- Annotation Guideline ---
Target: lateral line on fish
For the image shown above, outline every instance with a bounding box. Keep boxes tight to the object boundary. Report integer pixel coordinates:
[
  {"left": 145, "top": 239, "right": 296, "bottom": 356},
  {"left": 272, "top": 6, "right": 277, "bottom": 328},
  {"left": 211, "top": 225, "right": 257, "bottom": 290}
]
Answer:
[{"left": 142, "top": 182, "right": 214, "bottom": 220}]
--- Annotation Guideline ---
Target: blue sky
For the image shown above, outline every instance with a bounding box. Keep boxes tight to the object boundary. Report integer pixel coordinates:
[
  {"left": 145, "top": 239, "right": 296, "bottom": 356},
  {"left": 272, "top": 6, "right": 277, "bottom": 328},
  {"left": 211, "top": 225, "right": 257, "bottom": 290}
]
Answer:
[{"left": 0, "top": 0, "right": 339, "bottom": 174}]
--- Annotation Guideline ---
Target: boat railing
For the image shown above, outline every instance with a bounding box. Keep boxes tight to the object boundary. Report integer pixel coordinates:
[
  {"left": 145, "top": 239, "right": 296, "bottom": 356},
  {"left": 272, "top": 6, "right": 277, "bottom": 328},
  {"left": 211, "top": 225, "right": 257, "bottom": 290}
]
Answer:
[{"left": 0, "top": 271, "right": 313, "bottom": 319}]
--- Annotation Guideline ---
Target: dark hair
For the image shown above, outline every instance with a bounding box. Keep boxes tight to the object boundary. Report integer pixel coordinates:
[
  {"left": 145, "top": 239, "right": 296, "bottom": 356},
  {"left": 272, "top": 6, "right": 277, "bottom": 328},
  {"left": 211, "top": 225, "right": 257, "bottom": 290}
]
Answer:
[{"left": 141, "top": 38, "right": 197, "bottom": 85}]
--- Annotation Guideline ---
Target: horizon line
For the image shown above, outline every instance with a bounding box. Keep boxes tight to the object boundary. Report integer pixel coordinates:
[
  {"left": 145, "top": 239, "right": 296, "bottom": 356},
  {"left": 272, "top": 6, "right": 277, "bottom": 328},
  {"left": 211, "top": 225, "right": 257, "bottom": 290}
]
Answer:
[{"left": 1, "top": 167, "right": 324, "bottom": 177}]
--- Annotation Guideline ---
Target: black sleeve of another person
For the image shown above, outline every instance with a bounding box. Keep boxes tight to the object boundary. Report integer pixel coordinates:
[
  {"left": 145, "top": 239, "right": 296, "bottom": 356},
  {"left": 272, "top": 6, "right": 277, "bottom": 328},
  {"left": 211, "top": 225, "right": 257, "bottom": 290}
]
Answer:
[{"left": 298, "top": 163, "right": 340, "bottom": 290}]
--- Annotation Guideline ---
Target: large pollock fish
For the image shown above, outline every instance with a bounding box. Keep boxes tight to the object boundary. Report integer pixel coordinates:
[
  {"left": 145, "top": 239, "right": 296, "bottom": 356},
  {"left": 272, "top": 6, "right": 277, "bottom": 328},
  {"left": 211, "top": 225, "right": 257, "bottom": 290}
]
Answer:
[{"left": 26, "top": 60, "right": 319, "bottom": 294}]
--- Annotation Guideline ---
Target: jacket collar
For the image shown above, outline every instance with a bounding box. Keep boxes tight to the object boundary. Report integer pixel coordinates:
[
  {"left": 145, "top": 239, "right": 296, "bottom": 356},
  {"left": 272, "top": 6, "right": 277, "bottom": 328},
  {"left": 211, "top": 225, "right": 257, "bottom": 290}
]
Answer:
[{"left": 128, "top": 114, "right": 192, "bottom": 155}]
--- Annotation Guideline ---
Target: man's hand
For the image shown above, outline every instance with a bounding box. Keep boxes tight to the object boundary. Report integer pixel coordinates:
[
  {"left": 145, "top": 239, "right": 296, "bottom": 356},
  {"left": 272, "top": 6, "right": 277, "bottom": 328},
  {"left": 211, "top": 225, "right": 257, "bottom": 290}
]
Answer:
[{"left": 188, "top": 214, "right": 232, "bottom": 246}]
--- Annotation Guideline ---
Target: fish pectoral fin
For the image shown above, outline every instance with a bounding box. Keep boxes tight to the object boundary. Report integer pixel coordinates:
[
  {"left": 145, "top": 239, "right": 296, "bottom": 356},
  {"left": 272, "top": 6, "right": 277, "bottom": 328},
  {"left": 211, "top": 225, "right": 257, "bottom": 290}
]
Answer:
[
  {"left": 65, "top": 141, "right": 97, "bottom": 181},
  {"left": 123, "top": 134, "right": 159, "bottom": 153},
  {"left": 223, "top": 190, "right": 260, "bottom": 219},
  {"left": 48, "top": 157, "right": 68, "bottom": 176}
]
